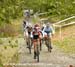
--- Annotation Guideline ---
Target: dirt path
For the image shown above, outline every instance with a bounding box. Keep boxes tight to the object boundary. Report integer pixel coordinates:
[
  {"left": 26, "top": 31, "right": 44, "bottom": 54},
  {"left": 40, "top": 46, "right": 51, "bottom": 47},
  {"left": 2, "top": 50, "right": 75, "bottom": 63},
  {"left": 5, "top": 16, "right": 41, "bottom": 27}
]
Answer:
[{"left": 14, "top": 38, "right": 75, "bottom": 67}]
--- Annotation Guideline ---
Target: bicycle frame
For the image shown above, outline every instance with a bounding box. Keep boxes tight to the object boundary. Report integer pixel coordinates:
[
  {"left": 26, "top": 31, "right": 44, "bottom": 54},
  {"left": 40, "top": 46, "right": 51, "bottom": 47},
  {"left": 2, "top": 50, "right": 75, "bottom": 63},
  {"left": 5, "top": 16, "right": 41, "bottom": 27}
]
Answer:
[
  {"left": 33, "top": 39, "right": 40, "bottom": 62},
  {"left": 27, "top": 35, "right": 32, "bottom": 54},
  {"left": 26, "top": 27, "right": 32, "bottom": 54},
  {"left": 44, "top": 33, "right": 52, "bottom": 52}
]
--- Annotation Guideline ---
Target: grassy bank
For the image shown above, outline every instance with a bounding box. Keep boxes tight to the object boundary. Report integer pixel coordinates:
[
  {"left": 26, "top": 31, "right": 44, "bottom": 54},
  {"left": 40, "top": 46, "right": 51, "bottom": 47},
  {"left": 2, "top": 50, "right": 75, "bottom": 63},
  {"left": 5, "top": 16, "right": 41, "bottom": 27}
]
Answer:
[
  {"left": 0, "top": 38, "right": 18, "bottom": 64},
  {"left": 53, "top": 24, "right": 75, "bottom": 54},
  {"left": 54, "top": 36, "right": 75, "bottom": 54},
  {"left": 0, "top": 19, "right": 23, "bottom": 37}
]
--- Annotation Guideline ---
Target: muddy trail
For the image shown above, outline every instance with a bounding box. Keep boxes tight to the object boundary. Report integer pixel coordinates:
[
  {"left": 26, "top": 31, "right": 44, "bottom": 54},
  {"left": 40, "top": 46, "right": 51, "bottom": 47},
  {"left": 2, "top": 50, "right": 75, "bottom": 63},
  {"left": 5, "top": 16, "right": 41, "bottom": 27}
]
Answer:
[{"left": 9, "top": 38, "right": 75, "bottom": 67}]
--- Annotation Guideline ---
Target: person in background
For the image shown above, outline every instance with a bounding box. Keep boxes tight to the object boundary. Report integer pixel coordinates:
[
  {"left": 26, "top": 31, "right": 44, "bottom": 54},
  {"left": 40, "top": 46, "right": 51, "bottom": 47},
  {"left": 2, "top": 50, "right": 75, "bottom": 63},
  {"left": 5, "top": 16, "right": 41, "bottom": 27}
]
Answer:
[
  {"left": 23, "top": 9, "right": 33, "bottom": 47},
  {"left": 42, "top": 22, "right": 55, "bottom": 49}
]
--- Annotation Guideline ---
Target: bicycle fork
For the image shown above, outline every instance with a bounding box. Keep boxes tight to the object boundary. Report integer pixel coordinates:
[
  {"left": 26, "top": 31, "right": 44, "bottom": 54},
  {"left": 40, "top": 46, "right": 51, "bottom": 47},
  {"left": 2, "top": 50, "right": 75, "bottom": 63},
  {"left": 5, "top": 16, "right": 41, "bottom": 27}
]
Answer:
[{"left": 34, "top": 40, "right": 40, "bottom": 62}]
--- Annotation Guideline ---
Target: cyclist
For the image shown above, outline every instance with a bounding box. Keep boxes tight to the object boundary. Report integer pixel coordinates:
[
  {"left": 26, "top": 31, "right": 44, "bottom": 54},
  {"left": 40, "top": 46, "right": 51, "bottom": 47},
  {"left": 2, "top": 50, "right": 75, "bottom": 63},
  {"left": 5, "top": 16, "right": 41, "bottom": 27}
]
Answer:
[
  {"left": 25, "top": 23, "right": 33, "bottom": 48},
  {"left": 32, "top": 24, "right": 42, "bottom": 59},
  {"left": 23, "top": 9, "right": 33, "bottom": 48},
  {"left": 23, "top": 19, "right": 32, "bottom": 38},
  {"left": 43, "top": 22, "right": 55, "bottom": 49},
  {"left": 23, "top": 9, "right": 30, "bottom": 32}
]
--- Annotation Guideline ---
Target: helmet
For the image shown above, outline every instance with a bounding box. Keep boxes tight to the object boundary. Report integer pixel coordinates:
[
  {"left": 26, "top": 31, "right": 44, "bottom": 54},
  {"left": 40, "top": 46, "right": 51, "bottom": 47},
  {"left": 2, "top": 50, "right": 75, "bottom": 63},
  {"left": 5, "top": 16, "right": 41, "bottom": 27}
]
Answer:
[
  {"left": 34, "top": 24, "right": 40, "bottom": 31},
  {"left": 34, "top": 24, "right": 39, "bottom": 27},
  {"left": 24, "top": 10, "right": 29, "bottom": 13},
  {"left": 46, "top": 22, "right": 50, "bottom": 27}
]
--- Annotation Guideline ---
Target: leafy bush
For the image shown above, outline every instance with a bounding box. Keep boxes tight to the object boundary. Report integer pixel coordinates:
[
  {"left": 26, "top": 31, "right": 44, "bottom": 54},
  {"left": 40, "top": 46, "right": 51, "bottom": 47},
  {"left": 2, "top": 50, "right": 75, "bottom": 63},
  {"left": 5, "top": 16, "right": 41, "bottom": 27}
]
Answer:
[
  {"left": 0, "top": 0, "right": 75, "bottom": 25},
  {"left": 0, "top": 24, "right": 18, "bottom": 37}
]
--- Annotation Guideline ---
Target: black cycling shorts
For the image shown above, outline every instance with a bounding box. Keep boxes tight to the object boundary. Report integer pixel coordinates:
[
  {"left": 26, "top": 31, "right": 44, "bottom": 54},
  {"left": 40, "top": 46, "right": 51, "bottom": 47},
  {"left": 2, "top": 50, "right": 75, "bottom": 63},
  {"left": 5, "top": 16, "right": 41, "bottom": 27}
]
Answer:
[
  {"left": 33, "top": 35, "right": 39, "bottom": 39},
  {"left": 28, "top": 31, "right": 31, "bottom": 35}
]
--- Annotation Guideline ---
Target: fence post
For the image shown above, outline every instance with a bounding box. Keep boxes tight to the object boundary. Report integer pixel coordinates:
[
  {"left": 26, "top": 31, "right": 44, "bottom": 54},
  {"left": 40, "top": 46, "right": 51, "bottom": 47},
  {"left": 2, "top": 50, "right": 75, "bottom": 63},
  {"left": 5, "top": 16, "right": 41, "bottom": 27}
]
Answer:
[{"left": 59, "top": 26, "right": 62, "bottom": 40}]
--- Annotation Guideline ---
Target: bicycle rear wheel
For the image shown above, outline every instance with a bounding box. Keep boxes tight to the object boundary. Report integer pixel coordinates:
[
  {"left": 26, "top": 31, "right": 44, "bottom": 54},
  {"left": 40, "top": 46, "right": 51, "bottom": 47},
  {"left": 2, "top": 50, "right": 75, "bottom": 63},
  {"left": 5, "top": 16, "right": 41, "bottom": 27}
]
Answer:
[
  {"left": 45, "top": 38, "right": 51, "bottom": 52},
  {"left": 40, "top": 39, "right": 42, "bottom": 51},
  {"left": 48, "top": 39, "right": 52, "bottom": 52},
  {"left": 28, "top": 37, "right": 32, "bottom": 54},
  {"left": 36, "top": 44, "right": 39, "bottom": 62}
]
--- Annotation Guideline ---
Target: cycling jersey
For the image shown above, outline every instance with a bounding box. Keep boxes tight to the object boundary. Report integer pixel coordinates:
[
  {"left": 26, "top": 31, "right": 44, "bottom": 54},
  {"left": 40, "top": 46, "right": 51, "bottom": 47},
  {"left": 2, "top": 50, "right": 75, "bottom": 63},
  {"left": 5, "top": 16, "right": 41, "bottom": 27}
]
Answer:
[
  {"left": 42, "top": 25, "right": 54, "bottom": 38},
  {"left": 32, "top": 31, "right": 41, "bottom": 39},
  {"left": 44, "top": 27, "right": 52, "bottom": 34}
]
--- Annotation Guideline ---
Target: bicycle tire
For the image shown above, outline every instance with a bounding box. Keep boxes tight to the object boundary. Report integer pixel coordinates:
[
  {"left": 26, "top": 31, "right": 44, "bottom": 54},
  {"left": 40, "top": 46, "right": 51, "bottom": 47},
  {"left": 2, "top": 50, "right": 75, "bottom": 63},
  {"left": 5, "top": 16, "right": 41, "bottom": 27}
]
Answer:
[
  {"left": 36, "top": 43, "right": 39, "bottom": 62},
  {"left": 48, "top": 38, "right": 51, "bottom": 52},
  {"left": 28, "top": 37, "right": 32, "bottom": 54},
  {"left": 45, "top": 38, "right": 51, "bottom": 52}
]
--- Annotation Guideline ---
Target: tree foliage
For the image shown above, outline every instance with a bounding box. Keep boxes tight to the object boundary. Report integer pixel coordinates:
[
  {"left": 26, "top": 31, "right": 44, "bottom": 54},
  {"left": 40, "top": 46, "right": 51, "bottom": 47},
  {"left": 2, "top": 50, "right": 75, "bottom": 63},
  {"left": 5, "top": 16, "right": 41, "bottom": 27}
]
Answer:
[{"left": 0, "top": 0, "right": 75, "bottom": 24}]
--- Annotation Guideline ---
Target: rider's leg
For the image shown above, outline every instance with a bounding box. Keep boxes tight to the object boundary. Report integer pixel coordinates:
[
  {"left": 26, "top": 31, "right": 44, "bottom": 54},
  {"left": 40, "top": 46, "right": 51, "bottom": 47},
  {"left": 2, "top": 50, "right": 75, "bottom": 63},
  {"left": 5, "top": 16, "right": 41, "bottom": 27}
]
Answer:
[
  {"left": 49, "top": 34, "right": 52, "bottom": 49},
  {"left": 30, "top": 32, "right": 33, "bottom": 48},
  {"left": 26, "top": 31, "right": 29, "bottom": 48},
  {"left": 24, "top": 31, "right": 28, "bottom": 46},
  {"left": 43, "top": 32, "right": 47, "bottom": 43},
  {"left": 33, "top": 41, "right": 37, "bottom": 59},
  {"left": 39, "top": 33, "right": 43, "bottom": 51},
  {"left": 24, "top": 31, "right": 26, "bottom": 40},
  {"left": 39, "top": 39, "right": 42, "bottom": 51},
  {"left": 43, "top": 32, "right": 48, "bottom": 45}
]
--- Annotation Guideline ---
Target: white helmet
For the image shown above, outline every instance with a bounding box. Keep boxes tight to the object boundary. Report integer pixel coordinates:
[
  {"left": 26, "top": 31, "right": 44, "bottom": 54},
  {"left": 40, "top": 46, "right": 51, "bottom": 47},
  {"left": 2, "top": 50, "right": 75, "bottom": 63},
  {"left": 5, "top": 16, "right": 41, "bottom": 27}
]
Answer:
[
  {"left": 46, "top": 22, "right": 50, "bottom": 27},
  {"left": 24, "top": 10, "right": 29, "bottom": 13}
]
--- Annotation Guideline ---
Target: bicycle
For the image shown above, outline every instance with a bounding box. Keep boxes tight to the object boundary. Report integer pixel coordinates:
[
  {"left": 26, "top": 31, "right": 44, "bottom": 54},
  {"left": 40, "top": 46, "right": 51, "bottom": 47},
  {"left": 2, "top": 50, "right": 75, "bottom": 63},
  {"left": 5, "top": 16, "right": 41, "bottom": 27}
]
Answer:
[
  {"left": 26, "top": 27, "right": 32, "bottom": 54},
  {"left": 27, "top": 35, "right": 32, "bottom": 54},
  {"left": 39, "top": 39, "right": 42, "bottom": 51},
  {"left": 44, "top": 34, "right": 52, "bottom": 52},
  {"left": 33, "top": 39, "right": 40, "bottom": 62}
]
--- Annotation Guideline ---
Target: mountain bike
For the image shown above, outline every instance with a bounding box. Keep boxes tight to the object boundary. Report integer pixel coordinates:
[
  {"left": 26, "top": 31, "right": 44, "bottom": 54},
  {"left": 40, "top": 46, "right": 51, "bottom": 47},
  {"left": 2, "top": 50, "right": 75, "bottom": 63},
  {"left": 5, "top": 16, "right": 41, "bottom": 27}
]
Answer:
[
  {"left": 26, "top": 27, "right": 32, "bottom": 54},
  {"left": 27, "top": 35, "right": 32, "bottom": 54},
  {"left": 33, "top": 39, "right": 40, "bottom": 62},
  {"left": 44, "top": 34, "right": 52, "bottom": 52}
]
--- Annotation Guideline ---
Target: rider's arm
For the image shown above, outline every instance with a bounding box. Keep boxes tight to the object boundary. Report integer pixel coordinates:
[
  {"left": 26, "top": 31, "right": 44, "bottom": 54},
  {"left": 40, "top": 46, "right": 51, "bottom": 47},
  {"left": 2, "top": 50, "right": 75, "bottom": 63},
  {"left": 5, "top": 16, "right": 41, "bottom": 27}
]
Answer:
[{"left": 50, "top": 26, "right": 55, "bottom": 36}]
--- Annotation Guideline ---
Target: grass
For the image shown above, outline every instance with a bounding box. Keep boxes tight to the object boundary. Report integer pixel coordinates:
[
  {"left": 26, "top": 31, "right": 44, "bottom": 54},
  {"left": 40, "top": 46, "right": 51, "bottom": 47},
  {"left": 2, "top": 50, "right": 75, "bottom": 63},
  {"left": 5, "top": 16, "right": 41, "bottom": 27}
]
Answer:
[
  {"left": 0, "top": 38, "right": 18, "bottom": 64},
  {"left": 53, "top": 36, "right": 75, "bottom": 54},
  {"left": 0, "top": 63, "right": 3, "bottom": 67},
  {"left": 0, "top": 39, "right": 3, "bottom": 44},
  {"left": 53, "top": 24, "right": 75, "bottom": 55},
  {"left": 0, "top": 45, "right": 18, "bottom": 63}
]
